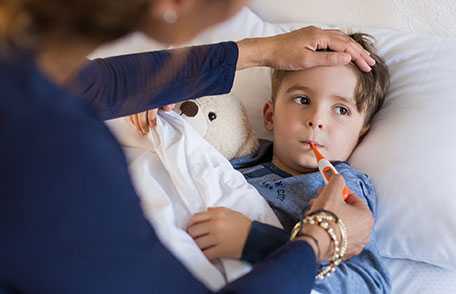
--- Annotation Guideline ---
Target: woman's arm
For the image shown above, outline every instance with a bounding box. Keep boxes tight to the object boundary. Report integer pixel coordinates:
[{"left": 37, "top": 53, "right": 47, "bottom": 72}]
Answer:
[
  {"left": 241, "top": 221, "right": 290, "bottom": 264},
  {"left": 70, "top": 42, "right": 238, "bottom": 120},
  {"left": 71, "top": 27, "right": 376, "bottom": 122},
  {"left": 222, "top": 241, "right": 317, "bottom": 293}
]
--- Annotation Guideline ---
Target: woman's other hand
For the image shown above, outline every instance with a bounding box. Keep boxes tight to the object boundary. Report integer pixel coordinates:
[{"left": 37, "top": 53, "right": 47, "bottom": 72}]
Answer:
[
  {"left": 128, "top": 104, "right": 175, "bottom": 136},
  {"left": 300, "top": 175, "right": 374, "bottom": 261}
]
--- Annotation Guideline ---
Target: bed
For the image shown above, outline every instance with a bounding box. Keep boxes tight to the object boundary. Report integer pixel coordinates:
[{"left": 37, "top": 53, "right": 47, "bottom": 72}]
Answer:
[{"left": 91, "top": 1, "right": 456, "bottom": 292}]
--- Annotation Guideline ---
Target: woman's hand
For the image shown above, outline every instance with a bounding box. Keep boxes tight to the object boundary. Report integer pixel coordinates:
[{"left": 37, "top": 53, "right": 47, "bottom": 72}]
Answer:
[
  {"left": 237, "top": 26, "right": 376, "bottom": 72},
  {"left": 186, "top": 207, "right": 252, "bottom": 260},
  {"left": 298, "top": 175, "right": 374, "bottom": 261},
  {"left": 128, "top": 104, "right": 175, "bottom": 136}
]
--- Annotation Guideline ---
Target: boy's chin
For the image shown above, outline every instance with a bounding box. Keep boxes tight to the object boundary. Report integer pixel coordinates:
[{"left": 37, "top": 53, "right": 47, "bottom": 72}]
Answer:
[
  {"left": 297, "top": 157, "right": 319, "bottom": 169},
  {"left": 296, "top": 161, "right": 319, "bottom": 173}
]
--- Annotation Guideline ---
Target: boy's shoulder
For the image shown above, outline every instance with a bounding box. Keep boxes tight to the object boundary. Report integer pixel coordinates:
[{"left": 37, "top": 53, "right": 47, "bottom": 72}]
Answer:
[
  {"left": 334, "top": 161, "right": 377, "bottom": 216},
  {"left": 230, "top": 139, "right": 273, "bottom": 170},
  {"left": 333, "top": 161, "right": 372, "bottom": 186}
]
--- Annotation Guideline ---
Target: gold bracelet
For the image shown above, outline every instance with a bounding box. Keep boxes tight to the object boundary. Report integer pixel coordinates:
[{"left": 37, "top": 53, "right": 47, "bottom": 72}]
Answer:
[
  {"left": 291, "top": 211, "right": 348, "bottom": 280},
  {"left": 290, "top": 222, "right": 321, "bottom": 261}
]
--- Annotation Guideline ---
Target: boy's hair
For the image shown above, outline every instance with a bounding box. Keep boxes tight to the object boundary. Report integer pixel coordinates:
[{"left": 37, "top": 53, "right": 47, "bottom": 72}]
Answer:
[{"left": 270, "top": 33, "right": 390, "bottom": 126}]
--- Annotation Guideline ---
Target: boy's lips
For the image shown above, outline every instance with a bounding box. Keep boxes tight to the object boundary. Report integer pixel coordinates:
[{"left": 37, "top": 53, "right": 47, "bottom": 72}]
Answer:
[{"left": 300, "top": 140, "right": 324, "bottom": 148}]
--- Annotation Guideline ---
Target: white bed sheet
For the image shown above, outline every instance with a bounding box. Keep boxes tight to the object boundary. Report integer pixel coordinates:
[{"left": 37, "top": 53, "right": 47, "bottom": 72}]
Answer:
[{"left": 385, "top": 257, "right": 456, "bottom": 293}]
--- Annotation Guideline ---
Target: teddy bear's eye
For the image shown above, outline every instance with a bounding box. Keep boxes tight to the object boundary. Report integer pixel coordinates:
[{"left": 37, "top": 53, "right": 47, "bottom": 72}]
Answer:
[{"left": 208, "top": 112, "right": 217, "bottom": 121}]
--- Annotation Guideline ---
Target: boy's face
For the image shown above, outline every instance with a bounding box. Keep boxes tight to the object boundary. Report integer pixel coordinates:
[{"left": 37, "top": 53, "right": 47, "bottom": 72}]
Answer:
[{"left": 264, "top": 65, "right": 369, "bottom": 175}]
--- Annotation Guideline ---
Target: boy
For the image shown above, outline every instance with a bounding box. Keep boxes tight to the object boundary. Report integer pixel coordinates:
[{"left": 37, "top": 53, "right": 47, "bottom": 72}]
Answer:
[{"left": 186, "top": 34, "right": 391, "bottom": 293}]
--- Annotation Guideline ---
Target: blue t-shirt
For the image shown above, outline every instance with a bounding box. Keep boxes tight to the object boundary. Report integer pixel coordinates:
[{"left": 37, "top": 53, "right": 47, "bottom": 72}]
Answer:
[{"left": 232, "top": 140, "right": 391, "bottom": 294}]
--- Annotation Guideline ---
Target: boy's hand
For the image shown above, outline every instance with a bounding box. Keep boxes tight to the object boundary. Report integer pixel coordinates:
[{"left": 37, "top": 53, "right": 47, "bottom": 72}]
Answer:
[
  {"left": 187, "top": 207, "right": 252, "bottom": 260},
  {"left": 128, "top": 104, "right": 175, "bottom": 136}
]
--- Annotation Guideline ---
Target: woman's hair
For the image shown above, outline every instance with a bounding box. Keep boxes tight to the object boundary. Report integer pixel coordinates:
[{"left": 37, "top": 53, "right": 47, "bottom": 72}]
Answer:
[
  {"left": 0, "top": 0, "right": 150, "bottom": 49},
  {"left": 271, "top": 33, "right": 390, "bottom": 126}
]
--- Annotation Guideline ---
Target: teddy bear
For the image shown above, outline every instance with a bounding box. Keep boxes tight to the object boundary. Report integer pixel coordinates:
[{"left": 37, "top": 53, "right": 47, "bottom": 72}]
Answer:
[
  {"left": 174, "top": 93, "right": 259, "bottom": 160},
  {"left": 108, "top": 93, "right": 259, "bottom": 162}
]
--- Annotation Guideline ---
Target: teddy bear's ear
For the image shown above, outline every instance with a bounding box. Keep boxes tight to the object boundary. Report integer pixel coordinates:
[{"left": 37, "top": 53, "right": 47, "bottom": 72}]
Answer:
[{"left": 235, "top": 120, "right": 259, "bottom": 158}]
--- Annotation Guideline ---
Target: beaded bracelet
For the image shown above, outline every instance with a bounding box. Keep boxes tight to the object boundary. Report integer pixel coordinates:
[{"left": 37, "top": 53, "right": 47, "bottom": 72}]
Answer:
[
  {"left": 290, "top": 210, "right": 348, "bottom": 280},
  {"left": 307, "top": 210, "right": 348, "bottom": 262}
]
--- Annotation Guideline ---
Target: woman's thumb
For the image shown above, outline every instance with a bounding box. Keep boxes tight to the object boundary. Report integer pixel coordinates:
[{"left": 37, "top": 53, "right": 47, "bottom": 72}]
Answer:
[{"left": 321, "top": 175, "right": 346, "bottom": 201}]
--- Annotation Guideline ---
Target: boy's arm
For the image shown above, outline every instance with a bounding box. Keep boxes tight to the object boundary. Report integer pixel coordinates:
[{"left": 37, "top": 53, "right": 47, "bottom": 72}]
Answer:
[{"left": 187, "top": 207, "right": 289, "bottom": 263}]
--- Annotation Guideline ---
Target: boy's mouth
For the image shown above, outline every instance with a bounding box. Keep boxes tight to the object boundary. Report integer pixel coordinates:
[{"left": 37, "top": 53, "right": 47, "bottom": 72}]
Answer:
[{"left": 300, "top": 140, "right": 324, "bottom": 148}]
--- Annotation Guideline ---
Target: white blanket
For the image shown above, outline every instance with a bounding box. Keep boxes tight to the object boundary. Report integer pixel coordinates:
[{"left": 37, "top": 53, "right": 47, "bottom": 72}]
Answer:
[{"left": 106, "top": 111, "right": 281, "bottom": 290}]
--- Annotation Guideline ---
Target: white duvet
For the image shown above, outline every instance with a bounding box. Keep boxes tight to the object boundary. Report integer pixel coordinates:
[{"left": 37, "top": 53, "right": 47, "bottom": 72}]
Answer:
[{"left": 106, "top": 111, "right": 281, "bottom": 290}]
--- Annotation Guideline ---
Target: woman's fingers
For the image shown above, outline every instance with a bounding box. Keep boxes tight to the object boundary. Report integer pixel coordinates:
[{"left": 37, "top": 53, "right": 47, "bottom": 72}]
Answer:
[
  {"left": 161, "top": 104, "right": 175, "bottom": 112},
  {"left": 146, "top": 109, "right": 157, "bottom": 128},
  {"left": 326, "top": 35, "right": 375, "bottom": 71},
  {"left": 138, "top": 111, "right": 149, "bottom": 134},
  {"left": 314, "top": 175, "right": 346, "bottom": 207},
  {"left": 145, "top": 104, "right": 174, "bottom": 128},
  {"left": 129, "top": 114, "right": 145, "bottom": 136}
]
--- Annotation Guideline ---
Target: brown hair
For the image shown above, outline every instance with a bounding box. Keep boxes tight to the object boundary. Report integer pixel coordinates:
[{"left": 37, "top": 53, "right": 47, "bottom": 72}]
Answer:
[
  {"left": 270, "top": 33, "right": 390, "bottom": 126},
  {"left": 0, "top": 0, "right": 149, "bottom": 49}
]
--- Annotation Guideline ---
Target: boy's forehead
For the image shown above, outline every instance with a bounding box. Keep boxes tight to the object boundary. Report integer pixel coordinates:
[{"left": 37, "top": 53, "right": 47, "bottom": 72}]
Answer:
[{"left": 279, "top": 65, "right": 359, "bottom": 101}]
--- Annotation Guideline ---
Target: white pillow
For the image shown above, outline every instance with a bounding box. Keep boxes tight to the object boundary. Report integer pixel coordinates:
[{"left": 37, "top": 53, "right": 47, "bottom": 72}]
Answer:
[
  {"left": 350, "top": 31, "right": 456, "bottom": 269},
  {"left": 192, "top": 8, "right": 456, "bottom": 270}
]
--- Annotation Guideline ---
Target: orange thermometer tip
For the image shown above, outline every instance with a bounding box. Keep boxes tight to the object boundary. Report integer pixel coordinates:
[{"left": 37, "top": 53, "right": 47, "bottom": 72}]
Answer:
[{"left": 309, "top": 142, "right": 324, "bottom": 162}]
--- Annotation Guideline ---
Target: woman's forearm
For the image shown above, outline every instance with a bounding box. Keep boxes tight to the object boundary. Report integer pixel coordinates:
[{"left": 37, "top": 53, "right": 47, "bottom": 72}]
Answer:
[
  {"left": 236, "top": 38, "right": 271, "bottom": 70},
  {"left": 71, "top": 42, "right": 238, "bottom": 120}
]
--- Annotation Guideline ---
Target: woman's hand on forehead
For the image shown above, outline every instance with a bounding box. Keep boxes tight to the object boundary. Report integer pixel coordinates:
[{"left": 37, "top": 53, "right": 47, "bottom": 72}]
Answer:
[{"left": 239, "top": 26, "right": 376, "bottom": 72}]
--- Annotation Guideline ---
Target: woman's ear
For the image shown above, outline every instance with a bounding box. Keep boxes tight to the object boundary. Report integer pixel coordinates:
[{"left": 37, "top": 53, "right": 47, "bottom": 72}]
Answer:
[{"left": 263, "top": 100, "right": 274, "bottom": 131}]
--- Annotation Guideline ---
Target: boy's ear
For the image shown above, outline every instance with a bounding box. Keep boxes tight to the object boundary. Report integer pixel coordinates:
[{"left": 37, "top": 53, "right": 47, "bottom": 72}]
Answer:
[
  {"left": 360, "top": 124, "right": 370, "bottom": 138},
  {"left": 263, "top": 100, "right": 274, "bottom": 131}
]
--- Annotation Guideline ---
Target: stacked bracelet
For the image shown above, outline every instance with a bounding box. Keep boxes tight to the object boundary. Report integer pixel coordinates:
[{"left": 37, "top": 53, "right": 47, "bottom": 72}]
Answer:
[{"left": 290, "top": 209, "right": 348, "bottom": 280}]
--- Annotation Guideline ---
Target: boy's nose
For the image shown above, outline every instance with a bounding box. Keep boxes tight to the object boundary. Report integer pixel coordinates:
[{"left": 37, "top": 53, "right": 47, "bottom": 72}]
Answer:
[{"left": 307, "top": 120, "right": 324, "bottom": 129}]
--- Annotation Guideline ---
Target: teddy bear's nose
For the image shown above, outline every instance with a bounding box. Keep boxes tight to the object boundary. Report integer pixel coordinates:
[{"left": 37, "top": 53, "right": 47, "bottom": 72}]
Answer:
[{"left": 180, "top": 101, "right": 199, "bottom": 117}]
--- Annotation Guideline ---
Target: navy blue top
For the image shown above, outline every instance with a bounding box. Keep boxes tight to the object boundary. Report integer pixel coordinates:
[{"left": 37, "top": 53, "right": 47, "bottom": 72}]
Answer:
[{"left": 0, "top": 42, "right": 317, "bottom": 293}]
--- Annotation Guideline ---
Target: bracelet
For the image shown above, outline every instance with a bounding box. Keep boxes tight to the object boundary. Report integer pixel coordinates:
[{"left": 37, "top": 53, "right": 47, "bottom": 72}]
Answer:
[
  {"left": 307, "top": 210, "right": 348, "bottom": 261},
  {"left": 291, "top": 210, "right": 348, "bottom": 280},
  {"left": 307, "top": 209, "right": 339, "bottom": 222}
]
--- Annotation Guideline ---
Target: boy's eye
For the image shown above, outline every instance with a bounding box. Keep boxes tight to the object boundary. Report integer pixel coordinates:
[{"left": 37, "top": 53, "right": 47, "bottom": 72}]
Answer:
[
  {"left": 293, "top": 95, "right": 311, "bottom": 105},
  {"left": 335, "top": 106, "right": 351, "bottom": 116}
]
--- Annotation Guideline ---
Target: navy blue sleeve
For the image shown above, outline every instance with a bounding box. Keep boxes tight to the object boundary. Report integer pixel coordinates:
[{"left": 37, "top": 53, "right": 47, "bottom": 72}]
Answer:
[
  {"left": 69, "top": 42, "right": 238, "bottom": 120},
  {"left": 241, "top": 221, "right": 290, "bottom": 264},
  {"left": 226, "top": 241, "right": 317, "bottom": 294}
]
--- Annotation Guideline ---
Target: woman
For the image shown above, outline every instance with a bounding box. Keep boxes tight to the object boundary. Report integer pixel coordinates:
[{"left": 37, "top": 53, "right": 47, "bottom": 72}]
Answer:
[{"left": 0, "top": 0, "right": 375, "bottom": 293}]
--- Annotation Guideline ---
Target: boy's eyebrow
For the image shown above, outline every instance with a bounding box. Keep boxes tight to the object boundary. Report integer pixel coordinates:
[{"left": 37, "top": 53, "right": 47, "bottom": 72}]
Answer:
[
  {"left": 286, "top": 84, "right": 355, "bottom": 104},
  {"left": 334, "top": 95, "right": 356, "bottom": 105},
  {"left": 285, "top": 85, "right": 313, "bottom": 93}
]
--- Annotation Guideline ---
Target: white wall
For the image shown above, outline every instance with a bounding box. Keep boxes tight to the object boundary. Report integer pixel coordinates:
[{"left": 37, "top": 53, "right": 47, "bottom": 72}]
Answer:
[{"left": 249, "top": 0, "right": 456, "bottom": 37}]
